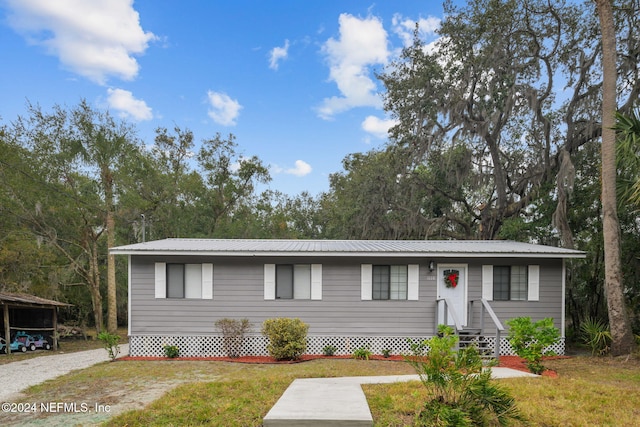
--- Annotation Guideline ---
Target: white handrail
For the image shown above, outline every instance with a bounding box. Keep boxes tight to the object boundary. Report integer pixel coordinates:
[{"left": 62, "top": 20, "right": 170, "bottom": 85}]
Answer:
[
  {"left": 469, "top": 298, "right": 505, "bottom": 359},
  {"left": 436, "top": 298, "right": 463, "bottom": 331},
  {"left": 479, "top": 298, "right": 505, "bottom": 331}
]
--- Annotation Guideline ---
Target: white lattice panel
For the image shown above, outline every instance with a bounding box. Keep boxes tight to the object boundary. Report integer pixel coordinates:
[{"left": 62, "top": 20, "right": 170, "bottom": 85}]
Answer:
[{"left": 129, "top": 335, "right": 565, "bottom": 357}]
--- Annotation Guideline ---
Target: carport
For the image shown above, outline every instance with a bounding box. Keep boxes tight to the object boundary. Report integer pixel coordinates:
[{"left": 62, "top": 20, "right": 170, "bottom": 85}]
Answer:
[{"left": 0, "top": 292, "right": 70, "bottom": 354}]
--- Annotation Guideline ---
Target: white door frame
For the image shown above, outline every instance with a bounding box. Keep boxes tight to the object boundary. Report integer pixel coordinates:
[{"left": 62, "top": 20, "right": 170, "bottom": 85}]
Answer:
[{"left": 436, "top": 263, "right": 468, "bottom": 326}]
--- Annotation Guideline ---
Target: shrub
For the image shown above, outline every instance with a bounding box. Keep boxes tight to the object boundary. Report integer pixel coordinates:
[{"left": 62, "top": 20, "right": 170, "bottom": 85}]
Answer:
[
  {"left": 352, "top": 346, "right": 372, "bottom": 360},
  {"left": 215, "top": 318, "right": 251, "bottom": 358},
  {"left": 163, "top": 344, "right": 180, "bottom": 358},
  {"left": 322, "top": 344, "right": 337, "bottom": 356},
  {"left": 437, "top": 323, "right": 455, "bottom": 337},
  {"left": 261, "top": 317, "right": 308, "bottom": 360},
  {"left": 406, "top": 326, "right": 524, "bottom": 426},
  {"left": 97, "top": 332, "right": 120, "bottom": 362},
  {"left": 580, "top": 317, "right": 611, "bottom": 356},
  {"left": 381, "top": 348, "right": 392, "bottom": 358},
  {"left": 507, "top": 317, "right": 560, "bottom": 374}
]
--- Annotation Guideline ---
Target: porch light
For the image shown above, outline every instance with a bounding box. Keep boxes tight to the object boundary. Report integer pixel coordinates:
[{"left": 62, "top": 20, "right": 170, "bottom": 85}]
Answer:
[{"left": 428, "top": 260, "right": 435, "bottom": 272}]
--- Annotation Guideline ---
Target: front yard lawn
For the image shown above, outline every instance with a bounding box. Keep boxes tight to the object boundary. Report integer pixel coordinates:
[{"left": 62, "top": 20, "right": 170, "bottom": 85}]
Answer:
[{"left": 1, "top": 353, "right": 638, "bottom": 426}]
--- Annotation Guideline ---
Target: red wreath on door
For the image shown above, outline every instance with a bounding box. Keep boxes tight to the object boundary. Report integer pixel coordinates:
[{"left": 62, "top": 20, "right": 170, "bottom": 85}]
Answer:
[{"left": 444, "top": 269, "right": 459, "bottom": 288}]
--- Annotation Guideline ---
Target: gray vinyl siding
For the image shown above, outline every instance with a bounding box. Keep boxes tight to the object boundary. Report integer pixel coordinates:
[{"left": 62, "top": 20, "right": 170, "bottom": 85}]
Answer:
[
  {"left": 467, "top": 258, "right": 564, "bottom": 331},
  {"left": 129, "top": 255, "right": 564, "bottom": 336}
]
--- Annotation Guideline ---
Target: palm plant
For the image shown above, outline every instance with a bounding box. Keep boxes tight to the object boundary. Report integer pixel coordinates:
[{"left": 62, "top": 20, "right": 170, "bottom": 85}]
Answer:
[
  {"left": 615, "top": 109, "right": 640, "bottom": 209},
  {"left": 580, "top": 317, "right": 612, "bottom": 356},
  {"left": 405, "top": 327, "right": 524, "bottom": 426}
]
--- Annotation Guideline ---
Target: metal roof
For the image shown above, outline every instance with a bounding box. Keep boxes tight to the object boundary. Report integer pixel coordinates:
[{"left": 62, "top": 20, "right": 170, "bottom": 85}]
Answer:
[
  {"left": 0, "top": 292, "right": 71, "bottom": 307},
  {"left": 110, "top": 239, "right": 586, "bottom": 259}
]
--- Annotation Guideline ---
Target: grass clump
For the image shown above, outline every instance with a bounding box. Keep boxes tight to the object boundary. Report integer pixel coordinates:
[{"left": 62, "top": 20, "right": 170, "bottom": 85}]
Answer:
[
  {"left": 322, "top": 344, "right": 337, "bottom": 356},
  {"left": 353, "top": 346, "right": 373, "bottom": 360}
]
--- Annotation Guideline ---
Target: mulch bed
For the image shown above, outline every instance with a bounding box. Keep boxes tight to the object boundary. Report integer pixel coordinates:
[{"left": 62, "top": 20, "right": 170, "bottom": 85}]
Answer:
[
  {"left": 118, "top": 354, "right": 568, "bottom": 376},
  {"left": 498, "top": 355, "right": 569, "bottom": 377},
  {"left": 118, "top": 354, "right": 406, "bottom": 364}
]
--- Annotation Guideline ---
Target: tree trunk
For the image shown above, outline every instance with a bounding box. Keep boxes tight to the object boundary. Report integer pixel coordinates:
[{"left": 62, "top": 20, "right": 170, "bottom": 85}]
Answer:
[
  {"left": 595, "top": 0, "right": 635, "bottom": 355},
  {"left": 106, "top": 209, "right": 117, "bottom": 333},
  {"left": 104, "top": 167, "right": 118, "bottom": 334},
  {"left": 89, "top": 239, "right": 104, "bottom": 334}
]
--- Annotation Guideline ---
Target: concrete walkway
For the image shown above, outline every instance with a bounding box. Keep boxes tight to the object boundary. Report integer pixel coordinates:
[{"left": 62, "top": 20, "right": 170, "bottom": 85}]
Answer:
[
  {"left": 0, "top": 344, "right": 129, "bottom": 401},
  {"left": 263, "top": 368, "right": 538, "bottom": 427}
]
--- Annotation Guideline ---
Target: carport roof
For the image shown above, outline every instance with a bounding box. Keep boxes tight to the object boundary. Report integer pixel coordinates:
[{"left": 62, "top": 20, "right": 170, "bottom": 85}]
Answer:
[
  {"left": 110, "top": 238, "right": 586, "bottom": 259},
  {"left": 0, "top": 292, "right": 71, "bottom": 308}
]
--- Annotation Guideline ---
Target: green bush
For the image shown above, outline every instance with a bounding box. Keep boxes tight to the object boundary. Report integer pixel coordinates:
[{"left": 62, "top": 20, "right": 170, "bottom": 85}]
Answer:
[
  {"left": 261, "top": 317, "right": 308, "bottom": 360},
  {"left": 580, "top": 317, "right": 611, "bottom": 356},
  {"left": 322, "top": 344, "right": 337, "bottom": 356},
  {"left": 406, "top": 326, "right": 523, "bottom": 426},
  {"left": 506, "top": 317, "right": 560, "bottom": 374},
  {"left": 215, "top": 318, "right": 251, "bottom": 358},
  {"left": 163, "top": 344, "right": 180, "bottom": 358},
  {"left": 352, "top": 346, "right": 372, "bottom": 360},
  {"left": 97, "top": 332, "right": 120, "bottom": 362},
  {"left": 381, "top": 348, "right": 392, "bottom": 358}
]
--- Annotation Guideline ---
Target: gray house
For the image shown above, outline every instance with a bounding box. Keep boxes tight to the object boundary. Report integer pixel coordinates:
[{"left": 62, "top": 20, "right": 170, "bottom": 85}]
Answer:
[{"left": 111, "top": 239, "right": 585, "bottom": 357}]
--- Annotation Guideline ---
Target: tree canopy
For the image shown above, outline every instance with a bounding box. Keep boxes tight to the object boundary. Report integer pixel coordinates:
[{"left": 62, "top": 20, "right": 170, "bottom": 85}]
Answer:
[{"left": 0, "top": 0, "right": 638, "bottom": 342}]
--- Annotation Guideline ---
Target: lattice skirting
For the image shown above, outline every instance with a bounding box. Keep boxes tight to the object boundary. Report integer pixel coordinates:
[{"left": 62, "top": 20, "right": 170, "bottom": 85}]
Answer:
[{"left": 129, "top": 335, "right": 565, "bottom": 358}]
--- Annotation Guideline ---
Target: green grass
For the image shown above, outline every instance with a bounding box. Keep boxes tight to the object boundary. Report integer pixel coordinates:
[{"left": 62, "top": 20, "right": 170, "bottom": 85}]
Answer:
[
  {"left": 104, "top": 359, "right": 415, "bottom": 427},
  {"left": 2, "top": 347, "right": 639, "bottom": 426},
  {"left": 365, "top": 356, "right": 640, "bottom": 426}
]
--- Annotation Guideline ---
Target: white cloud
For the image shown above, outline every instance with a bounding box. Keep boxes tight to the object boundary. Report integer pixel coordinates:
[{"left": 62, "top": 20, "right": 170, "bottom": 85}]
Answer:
[
  {"left": 287, "top": 160, "right": 312, "bottom": 176},
  {"left": 273, "top": 160, "right": 312, "bottom": 177},
  {"left": 361, "top": 115, "right": 398, "bottom": 139},
  {"left": 206, "top": 91, "right": 242, "bottom": 126},
  {"left": 106, "top": 88, "right": 152, "bottom": 121},
  {"left": 269, "top": 39, "right": 290, "bottom": 70},
  {"left": 4, "top": 0, "right": 156, "bottom": 85},
  {"left": 392, "top": 14, "right": 441, "bottom": 47},
  {"left": 317, "top": 14, "right": 389, "bottom": 119}
]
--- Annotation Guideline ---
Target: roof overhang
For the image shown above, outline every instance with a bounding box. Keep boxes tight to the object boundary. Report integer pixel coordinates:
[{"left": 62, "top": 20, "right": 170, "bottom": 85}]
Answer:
[
  {"left": 0, "top": 292, "right": 71, "bottom": 308},
  {"left": 110, "top": 239, "right": 587, "bottom": 259}
]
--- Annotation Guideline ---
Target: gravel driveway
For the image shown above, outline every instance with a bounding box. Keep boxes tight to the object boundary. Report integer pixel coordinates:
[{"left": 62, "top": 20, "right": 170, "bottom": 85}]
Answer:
[{"left": 0, "top": 344, "right": 129, "bottom": 402}]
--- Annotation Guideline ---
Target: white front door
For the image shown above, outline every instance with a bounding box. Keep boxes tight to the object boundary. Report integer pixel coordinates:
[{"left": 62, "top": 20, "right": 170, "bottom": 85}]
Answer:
[{"left": 437, "top": 264, "right": 468, "bottom": 327}]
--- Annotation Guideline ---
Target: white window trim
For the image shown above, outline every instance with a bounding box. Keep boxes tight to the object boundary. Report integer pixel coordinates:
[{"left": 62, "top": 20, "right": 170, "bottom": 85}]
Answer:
[
  {"left": 265, "top": 263, "right": 323, "bottom": 300},
  {"left": 483, "top": 264, "right": 540, "bottom": 301},
  {"left": 363, "top": 264, "right": 417, "bottom": 301},
  {"left": 155, "top": 262, "right": 213, "bottom": 299}
]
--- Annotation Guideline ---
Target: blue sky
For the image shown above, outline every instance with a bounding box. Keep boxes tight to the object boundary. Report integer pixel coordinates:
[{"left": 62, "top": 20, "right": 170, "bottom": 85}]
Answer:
[{"left": 0, "top": 0, "right": 448, "bottom": 196}]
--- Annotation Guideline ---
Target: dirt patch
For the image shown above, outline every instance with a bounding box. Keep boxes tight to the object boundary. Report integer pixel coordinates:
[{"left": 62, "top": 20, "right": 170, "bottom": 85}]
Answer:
[{"left": 0, "top": 375, "right": 218, "bottom": 427}]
